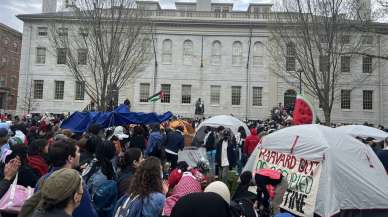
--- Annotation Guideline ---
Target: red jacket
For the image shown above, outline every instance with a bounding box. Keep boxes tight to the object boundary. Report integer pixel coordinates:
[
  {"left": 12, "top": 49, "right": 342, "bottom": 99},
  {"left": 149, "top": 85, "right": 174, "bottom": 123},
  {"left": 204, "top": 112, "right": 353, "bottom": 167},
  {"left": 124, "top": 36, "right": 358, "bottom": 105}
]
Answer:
[
  {"left": 27, "top": 155, "right": 49, "bottom": 176},
  {"left": 244, "top": 128, "right": 260, "bottom": 156}
]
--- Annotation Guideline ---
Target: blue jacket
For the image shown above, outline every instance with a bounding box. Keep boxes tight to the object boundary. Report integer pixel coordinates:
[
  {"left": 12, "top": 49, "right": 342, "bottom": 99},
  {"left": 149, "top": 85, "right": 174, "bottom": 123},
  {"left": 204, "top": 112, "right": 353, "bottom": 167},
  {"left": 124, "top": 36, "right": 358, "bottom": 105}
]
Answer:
[
  {"left": 164, "top": 131, "right": 184, "bottom": 154},
  {"left": 145, "top": 131, "right": 163, "bottom": 156},
  {"left": 36, "top": 168, "right": 98, "bottom": 217},
  {"left": 114, "top": 192, "right": 165, "bottom": 217}
]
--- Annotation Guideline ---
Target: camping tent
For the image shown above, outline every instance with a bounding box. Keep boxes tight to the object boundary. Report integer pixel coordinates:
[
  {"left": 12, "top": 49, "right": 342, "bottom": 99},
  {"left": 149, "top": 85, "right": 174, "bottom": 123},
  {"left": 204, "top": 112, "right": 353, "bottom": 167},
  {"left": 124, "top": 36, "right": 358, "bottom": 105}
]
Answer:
[
  {"left": 192, "top": 115, "right": 250, "bottom": 146},
  {"left": 336, "top": 125, "right": 388, "bottom": 141},
  {"left": 243, "top": 124, "right": 388, "bottom": 217},
  {"left": 61, "top": 104, "right": 173, "bottom": 133}
]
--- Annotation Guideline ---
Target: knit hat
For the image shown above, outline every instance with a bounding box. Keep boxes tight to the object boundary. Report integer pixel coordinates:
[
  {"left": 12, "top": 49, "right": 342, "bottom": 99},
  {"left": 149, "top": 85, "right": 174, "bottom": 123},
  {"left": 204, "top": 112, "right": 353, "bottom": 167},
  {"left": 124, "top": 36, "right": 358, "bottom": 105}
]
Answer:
[
  {"left": 204, "top": 181, "right": 230, "bottom": 205},
  {"left": 41, "top": 168, "right": 82, "bottom": 206}
]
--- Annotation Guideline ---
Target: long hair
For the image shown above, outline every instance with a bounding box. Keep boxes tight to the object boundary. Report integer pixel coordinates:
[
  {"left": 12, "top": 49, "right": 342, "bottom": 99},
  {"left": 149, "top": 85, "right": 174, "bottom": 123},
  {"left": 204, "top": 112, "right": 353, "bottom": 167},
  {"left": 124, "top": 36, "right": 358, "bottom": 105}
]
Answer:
[
  {"left": 128, "top": 157, "right": 162, "bottom": 198},
  {"left": 95, "top": 140, "right": 116, "bottom": 180}
]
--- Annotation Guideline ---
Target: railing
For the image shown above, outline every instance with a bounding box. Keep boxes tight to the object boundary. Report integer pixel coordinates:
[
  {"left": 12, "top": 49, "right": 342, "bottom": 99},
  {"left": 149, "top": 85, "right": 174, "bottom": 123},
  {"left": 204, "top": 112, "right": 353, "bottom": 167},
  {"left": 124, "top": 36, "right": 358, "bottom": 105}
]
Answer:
[{"left": 143, "top": 10, "right": 279, "bottom": 20}]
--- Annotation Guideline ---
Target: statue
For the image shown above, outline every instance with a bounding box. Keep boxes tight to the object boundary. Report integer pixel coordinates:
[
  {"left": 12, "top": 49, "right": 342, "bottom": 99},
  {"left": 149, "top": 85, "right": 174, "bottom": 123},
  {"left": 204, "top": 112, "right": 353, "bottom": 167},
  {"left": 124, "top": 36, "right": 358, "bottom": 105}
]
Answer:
[{"left": 195, "top": 98, "right": 204, "bottom": 115}]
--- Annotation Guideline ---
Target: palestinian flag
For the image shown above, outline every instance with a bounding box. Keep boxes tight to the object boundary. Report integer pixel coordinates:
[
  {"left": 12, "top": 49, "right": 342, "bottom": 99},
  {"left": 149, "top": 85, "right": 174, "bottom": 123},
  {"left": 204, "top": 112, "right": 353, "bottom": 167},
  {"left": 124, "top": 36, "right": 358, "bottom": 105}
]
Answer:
[{"left": 148, "top": 90, "right": 164, "bottom": 102}]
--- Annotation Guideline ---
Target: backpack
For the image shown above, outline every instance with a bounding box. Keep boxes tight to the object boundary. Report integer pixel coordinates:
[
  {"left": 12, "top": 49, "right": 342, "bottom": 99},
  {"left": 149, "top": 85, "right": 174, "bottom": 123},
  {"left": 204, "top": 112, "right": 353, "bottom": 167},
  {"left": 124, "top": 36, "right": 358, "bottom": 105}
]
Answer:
[
  {"left": 92, "top": 179, "right": 118, "bottom": 217},
  {"left": 114, "top": 194, "right": 143, "bottom": 217},
  {"left": 230, "top": 198, "right": 257, "bottom": 217},
  {"left": 149, "top": 139, "right": 166, "bottom": 160}
]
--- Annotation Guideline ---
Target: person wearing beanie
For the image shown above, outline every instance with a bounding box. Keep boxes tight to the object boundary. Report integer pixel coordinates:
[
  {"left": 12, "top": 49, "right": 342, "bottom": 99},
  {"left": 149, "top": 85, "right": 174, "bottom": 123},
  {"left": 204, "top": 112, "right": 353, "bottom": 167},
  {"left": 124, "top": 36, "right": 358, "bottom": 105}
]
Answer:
[
  {"left": 28, "top": 168, "right": 83, "bottom": 217},
  {"left": 204, "top": 181, "right": 231, "bottom": 205}
]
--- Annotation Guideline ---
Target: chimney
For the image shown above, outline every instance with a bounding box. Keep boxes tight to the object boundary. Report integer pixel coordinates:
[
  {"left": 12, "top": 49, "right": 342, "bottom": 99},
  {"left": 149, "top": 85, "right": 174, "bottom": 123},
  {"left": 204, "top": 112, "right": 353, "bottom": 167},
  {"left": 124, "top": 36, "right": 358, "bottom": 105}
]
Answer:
[
  {"left": 42, "top": 0, "right": 57, "bottom": 13},
  {"left": 196, "top": 0, "right": 211, "bottom": 11}
]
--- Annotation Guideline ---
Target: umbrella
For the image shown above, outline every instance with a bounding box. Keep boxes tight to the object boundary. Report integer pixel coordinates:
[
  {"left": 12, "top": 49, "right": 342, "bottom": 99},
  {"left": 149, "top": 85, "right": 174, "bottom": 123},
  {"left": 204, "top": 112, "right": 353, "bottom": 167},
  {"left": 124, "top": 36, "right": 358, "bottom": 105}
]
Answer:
[
  {"left": 169, "top": 120, "right": 195, "bottom": 135},
  {"left": 336, "top": 125, "right": 388, "bottom": 141},
  {"left": 196, "top": 115, "right": 250, "bottom": 136}
]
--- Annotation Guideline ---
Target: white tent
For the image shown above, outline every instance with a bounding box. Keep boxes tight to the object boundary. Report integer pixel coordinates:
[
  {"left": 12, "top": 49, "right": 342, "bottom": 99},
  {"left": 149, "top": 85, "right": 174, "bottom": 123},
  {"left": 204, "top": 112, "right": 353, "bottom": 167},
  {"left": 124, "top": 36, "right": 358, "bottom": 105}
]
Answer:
[
  {"left": 196, "top": 115, "right": 250, "bottom": 136},
  {"left": 244, "top": 124, "right": 388, "bottom": 217},
  {"left": 336, "top": 125, "right": 388, "bottom": 141}
]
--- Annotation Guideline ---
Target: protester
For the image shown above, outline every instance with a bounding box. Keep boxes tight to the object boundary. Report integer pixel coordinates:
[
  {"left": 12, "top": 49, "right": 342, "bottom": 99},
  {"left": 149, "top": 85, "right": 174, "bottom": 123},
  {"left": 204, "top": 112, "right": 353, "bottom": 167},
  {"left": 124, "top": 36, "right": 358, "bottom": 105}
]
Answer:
[
  {"left": 113, "top": 157, "right": 167, "bottom": 217},
  {"left": 27, "top": 139, "right": 49, "bottom": 176},
  {"left": 145, "top": 124, "right": 165, "bottom": 159},
  {"left": 164, "top": 126, "right": 185, "bottom": 170},
  {"left": 129, "top": 126, "right": 146, "bottom": 151},
  {"left": 377, "top": 137, "right": 388, "bottom": 173},
  {"left": 111, "top": 126, "right": 129, "bottom": 154},
  {"left": 235, "top": 126, "right": 247, "bottom": 174},
  {"left": 29, "top": 168, "right": 83, "bottom": 217},
  {"left": 80, "top": 135, "right": 100, "bottom": 166},
  {"left": 244, "top": 127, "right": 260, "bottom": 157},
  {"left": 167, "top": 161, "right": 189, "bottom": 190},
  {"left": 19, "top": 139, "right": 97, "bottom": 217},
  {"left": 116, "top": 148, "right": 144, "bottom": 197},
  {"left": 0, "top": 157, "right": 20, "bottom": 198},
  {"left": 0, "top": 128, "right": 10, "bottom": 163},
  {"left": 5, "top": 144, "right": 39, "bottom": 188},
  {"left": 215, "top": 130, "right": 237, "bottom": 183},
  {"left": 230, "top": 171, "right": 257, "bottom": 217},
  {"left": 203, "top": 126, "right": 216, "bottom": 176},
  {"left": 170, "top": 181, "right": 231, "bottom": 217}
]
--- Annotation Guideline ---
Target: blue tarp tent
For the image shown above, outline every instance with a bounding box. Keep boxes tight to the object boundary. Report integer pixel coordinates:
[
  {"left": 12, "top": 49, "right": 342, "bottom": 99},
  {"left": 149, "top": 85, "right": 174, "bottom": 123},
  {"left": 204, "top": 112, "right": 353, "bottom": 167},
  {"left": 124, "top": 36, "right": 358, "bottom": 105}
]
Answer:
[{"left": 60, "top": 104, "right": 173, "bottom": 133}]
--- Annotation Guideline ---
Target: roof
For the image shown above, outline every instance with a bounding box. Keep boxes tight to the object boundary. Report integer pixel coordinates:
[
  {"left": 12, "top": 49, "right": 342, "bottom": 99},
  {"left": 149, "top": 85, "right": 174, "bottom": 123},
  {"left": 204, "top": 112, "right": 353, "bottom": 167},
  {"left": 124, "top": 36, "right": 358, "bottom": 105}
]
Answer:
[
  {"left": 175, "top": 0, "right": 196, "bottom": 4},
  {"left": 248, "top": 0, "right": 273, "bottom": 4},
  {"left": 211, "top": 0, "right": 234, "bottom": 5},
  {"left": 0, "top": 23, "right": 22, "bottom": 37}
]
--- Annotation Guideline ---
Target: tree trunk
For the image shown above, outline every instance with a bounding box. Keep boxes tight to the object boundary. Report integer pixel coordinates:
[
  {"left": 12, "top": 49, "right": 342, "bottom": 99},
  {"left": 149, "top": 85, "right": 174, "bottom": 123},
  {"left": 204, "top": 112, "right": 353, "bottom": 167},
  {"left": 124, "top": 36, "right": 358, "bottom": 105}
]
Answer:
[{"left": 323, "top": 108, "right": 331, "bottom": 126}]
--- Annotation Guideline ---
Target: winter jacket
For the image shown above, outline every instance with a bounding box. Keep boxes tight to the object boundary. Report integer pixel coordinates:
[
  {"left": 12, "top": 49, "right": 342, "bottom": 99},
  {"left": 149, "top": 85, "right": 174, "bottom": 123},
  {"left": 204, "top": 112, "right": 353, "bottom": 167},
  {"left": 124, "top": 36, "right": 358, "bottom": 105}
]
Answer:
[
  {"left": 142, "top": 192, "right": 166, "bottom": 217},
  {"left": 117, "top": 167, "right": 135, "bottom": 197},
  {"left": 215, "top": 139, "right": 237, "bottom": 167},
  {"left": 27, "top": 155, "right": 48, "bottom": 177},
  {"left": 0, "top": 178, "right": 11, "bottom": 198},
  {"left": 31, "top": 209, "right": 71, "bottom": 217},
  {"left": 244, "top": 129, "right": 260, "bottom": 156},
  {"left": 164, "top": 131, "right": 184, "bottom": 154},
  {"left": 204, "top": 132, "right": 216, "bottom": 152},
  {"left": 145, "top": 132, "right": 163, "bottom": 157},
  {"left": 16, "top": 164, "right": 40, "bottom": 188},
  {"left": 130, "top": 135, "right": 146, "bottom": 151}
]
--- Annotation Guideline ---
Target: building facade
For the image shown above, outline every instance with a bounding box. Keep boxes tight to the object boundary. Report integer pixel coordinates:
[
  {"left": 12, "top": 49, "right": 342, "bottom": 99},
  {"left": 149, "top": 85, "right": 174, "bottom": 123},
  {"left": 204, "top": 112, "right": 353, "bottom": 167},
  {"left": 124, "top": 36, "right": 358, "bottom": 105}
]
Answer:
[
  {"left": 16, "top": 0, "right": 388, "bottom": 125},
  {"left": 0, "top": 23, "right": 21, "bottom": 113}
]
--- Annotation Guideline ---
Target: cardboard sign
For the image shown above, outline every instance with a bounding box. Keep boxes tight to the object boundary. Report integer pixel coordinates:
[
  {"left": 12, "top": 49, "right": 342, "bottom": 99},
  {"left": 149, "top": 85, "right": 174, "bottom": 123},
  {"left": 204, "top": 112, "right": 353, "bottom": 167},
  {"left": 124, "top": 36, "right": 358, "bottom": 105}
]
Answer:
[{"left": 254, "top": 148, "right": 322, "bottom": 217}]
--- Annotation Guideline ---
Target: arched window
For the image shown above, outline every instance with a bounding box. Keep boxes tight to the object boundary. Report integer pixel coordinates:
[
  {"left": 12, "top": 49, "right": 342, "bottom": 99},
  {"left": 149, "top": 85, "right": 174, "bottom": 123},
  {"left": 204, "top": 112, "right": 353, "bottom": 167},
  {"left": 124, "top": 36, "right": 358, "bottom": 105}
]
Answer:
[
  {"left": 284, "top": 89, "right": 297, "bottom": 111},
  {"left": 183, "top": 40, "right": 193, "bottom": 65},
  {"left": 232, "top": 41, "right": 242, "bottom": 66},
  {"left": 253, "top": 42, "right": 264, "bottom": 66},
  {"left": 211, "top": 40, "right": 222, "bottom": 65},
  {"left": 286, "top": 42, "right": 296, "bottom": 71},
  {"left": 162, "top": 39, "right": 172, "bottom": 64}
]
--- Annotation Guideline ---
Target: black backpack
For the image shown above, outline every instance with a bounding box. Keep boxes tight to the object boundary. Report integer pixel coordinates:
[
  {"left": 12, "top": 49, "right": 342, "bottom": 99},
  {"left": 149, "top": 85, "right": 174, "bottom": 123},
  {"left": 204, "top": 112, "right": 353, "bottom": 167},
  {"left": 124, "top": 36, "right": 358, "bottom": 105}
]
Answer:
[{"left": 230, "top": 198, "right": 257, "bottom": 217}]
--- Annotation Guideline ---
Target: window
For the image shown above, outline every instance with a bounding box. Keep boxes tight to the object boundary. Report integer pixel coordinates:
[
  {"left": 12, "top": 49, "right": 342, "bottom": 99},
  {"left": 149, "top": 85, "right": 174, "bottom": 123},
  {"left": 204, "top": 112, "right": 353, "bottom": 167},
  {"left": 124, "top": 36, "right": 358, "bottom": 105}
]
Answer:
[
  {"left": 361, "top": 35, "right": 373, "bottom": 45},
  {"left": 162, "top": 39, "right": 172, "bottom": 64},
  {"left": 341, "top": 89, "right": 351, "bottom": 109},
  {"left": 36, "top": 47, "right": 46, "bottom": 64},
  {"left": 71, "top": 81, "right": 84, "bottom": 100},
  {"left": 3, "top": 38, "right": 9, "bottom": 45},
  {"left": 252, "top": 87, "right": 263, "bottom": 106},
  {"left": 319, "top": 55, "right": 329, "bottom": 72},
  {"left": 214, "top": 8, "right": 221, "bottom": 18},
  {"left": 319, "top": 35, "right": 328, "bottom": 43},
  {"left": 57, "top": 48, "right": 67, "bottom": 64},
  {"left": 341, "top": 56, "right": 350, "bottom": 73},
  {"left": 79, "top": 27, "right": 88, "bottom": 37},
  {"left": 362, "top": 56, "right": 372, "bottom": 73},
  {"left": 341, "top": 35, "right": 350, "bottom": 44},
  {"left": 139, "top": 83, "right": 150, "bottom": 102},
  {"left": 286, "top": 43, "right": 296, "bottom": 71},
  {"left": 0, "top": 75, "right": 6, "bottom": 87},
  {"left": 38, "top": 27, "right": 48, "bottom": 36},
  {"left": 58, "top": 28, "right": 68, "bottom": 37},
  {"left": 210, "top": 85, "right": 221, "bottom": 105},
  {"left": 183, "top": 40, "right": 193, "bottom": 65},
  {"left": 161, "top": 84, "right": 171, "bottom": 103},
  {"left": 253, "top": 42, "right": 264, "bottom": 66},
  {"left": 181, "top": 85, "right": 191, "bottom": 104},
  {"left": 231, "top": 86, "right": 241, "bottom": 105},
  {"left": 363, "top": 90, "right": 373, "bottom": 110},
  {"left": 232, "top": 41, "right": 242, "bottom": 66},
  {"left": 211, "top": 41, "right": 222, "bottom": 65},
  {"left": 33, "top": 80, "right": 44, "bottom": 99},
  {"left": 54, "top": 81, "right": 65, "bottom": 100},
  {"left": 77, "top": 49, "right": 88, "bottom": 65},
  {"left": 1, "top": 57, "right": 7, "bottom": 64},
  {"left": 13, "top": 42, "right": 17, "bottom": 49}
]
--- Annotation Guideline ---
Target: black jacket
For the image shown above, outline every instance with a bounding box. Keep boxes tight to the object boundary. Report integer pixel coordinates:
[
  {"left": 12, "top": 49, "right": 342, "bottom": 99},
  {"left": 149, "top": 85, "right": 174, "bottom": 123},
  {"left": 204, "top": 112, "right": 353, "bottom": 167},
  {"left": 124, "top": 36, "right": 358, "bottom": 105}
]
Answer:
[
  {"left": 164, "top": 131, "right": 184, "bottom": 154},
  {"left": 204, "top": 132, "right": 216, "bottom": 152},
  {"left": 215, "top": 139, "right": 237, "bottom": 167},
  {"left": 130, "top": 135, "right": 146, "bottom": 151}
]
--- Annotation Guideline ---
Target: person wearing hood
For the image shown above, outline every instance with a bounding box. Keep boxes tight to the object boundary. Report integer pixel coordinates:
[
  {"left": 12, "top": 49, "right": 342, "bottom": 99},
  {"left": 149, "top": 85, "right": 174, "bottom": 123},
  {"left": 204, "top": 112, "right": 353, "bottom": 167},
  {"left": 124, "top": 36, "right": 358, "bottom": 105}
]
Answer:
[
  {"left": 145, "top": 124, "right": 165, "bottom": 159},
  {"left": 170, "top": 181, "right": 231, "bottom": 217},
  {"left": 27, "top": 168, "right": 83, "bottom": 217},
  {"left": 244, "top": 127, "right": 260, "bottom": 157},
  {"left": 164, "top": 126, "right": 185, "bottom": 170}
]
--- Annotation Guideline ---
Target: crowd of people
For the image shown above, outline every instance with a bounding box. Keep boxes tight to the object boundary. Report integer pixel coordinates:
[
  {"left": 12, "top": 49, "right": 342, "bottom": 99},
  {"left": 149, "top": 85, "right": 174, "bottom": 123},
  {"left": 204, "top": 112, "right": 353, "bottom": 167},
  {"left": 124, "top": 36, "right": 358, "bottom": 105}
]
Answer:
[{"left": 0, "top": 109, "right": 385, "bottom": 217}]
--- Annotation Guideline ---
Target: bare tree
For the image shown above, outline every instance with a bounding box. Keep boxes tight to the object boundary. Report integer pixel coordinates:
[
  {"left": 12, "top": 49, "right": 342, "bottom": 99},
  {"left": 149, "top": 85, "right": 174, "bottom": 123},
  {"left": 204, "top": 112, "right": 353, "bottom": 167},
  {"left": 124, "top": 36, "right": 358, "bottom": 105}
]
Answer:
[
  {"left": 49, "top": 0, "right": 152, "bottom": 111},
  {"left": 268, "top": 0, "right": 373, "bottom": 124},
  {"left": 20, "top": 80, "right": 37, "bottom": 114}
]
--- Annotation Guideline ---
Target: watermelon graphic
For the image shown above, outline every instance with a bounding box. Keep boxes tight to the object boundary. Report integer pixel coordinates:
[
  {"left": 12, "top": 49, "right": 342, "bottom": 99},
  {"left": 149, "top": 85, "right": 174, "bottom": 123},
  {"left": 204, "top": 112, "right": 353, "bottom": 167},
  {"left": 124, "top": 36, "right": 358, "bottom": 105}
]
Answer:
[{"left": 292, "top": 95, "right": 316, "bottom": 125}]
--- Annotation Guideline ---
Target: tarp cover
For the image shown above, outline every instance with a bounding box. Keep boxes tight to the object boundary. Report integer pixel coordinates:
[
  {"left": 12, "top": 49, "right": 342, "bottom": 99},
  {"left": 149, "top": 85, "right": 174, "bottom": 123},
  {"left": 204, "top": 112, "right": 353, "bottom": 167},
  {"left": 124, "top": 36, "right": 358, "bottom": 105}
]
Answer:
[
  {"left": 336, "top": 125, "right": 388, "bottom": 141},
  {"left": 243, "top": 124, "right": 388, "bottom": 217},
  {"left": 196, "top": 115, "right": 250, "bottom": 135},
  {"left": 61, "top": 104, "right": 172, "bottom": 133}
]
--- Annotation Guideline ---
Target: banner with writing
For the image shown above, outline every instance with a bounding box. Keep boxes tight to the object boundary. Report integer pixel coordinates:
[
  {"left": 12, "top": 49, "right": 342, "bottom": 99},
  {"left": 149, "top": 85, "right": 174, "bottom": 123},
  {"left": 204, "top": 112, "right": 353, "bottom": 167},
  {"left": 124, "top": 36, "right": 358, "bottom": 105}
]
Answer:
[{"left": 253, "top": 148, "right": 322, "bottom": 217}]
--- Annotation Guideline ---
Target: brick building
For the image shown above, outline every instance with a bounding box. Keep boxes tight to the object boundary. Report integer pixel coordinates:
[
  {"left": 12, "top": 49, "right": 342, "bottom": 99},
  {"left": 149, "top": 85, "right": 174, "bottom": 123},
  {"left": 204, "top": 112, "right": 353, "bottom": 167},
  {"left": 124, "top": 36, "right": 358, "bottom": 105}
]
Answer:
[{"left": 0, "top": 23, "right": 21, "bottom": 113}]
